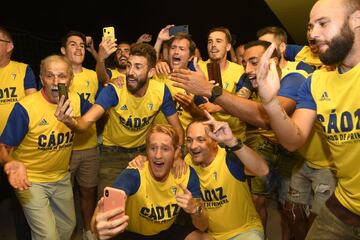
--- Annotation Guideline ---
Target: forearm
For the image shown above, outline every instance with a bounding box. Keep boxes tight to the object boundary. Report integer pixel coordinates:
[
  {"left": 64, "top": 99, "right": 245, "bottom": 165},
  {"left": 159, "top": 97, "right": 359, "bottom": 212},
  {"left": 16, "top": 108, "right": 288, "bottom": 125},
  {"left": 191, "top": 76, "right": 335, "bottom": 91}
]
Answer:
[
  {"left": 154, "top": 38, "right": 164, "bottom": 60},
  {"left": 96, "top": 60, "right": 110, "bottom": 84},
  {"left": 216, "top": 91, "right": 270, "bottom": 129},
  {"left": 262, "top": 98, "right": 309, "bottom": 151},
  {"left": 190, "top": 209, "right": 209, "bottom": 232},
  {"left": 233, "top": 144, "right": 269, "bottom": 176},
  {"left": 0, "top": 144, "right": 15, "bottom": 165}
]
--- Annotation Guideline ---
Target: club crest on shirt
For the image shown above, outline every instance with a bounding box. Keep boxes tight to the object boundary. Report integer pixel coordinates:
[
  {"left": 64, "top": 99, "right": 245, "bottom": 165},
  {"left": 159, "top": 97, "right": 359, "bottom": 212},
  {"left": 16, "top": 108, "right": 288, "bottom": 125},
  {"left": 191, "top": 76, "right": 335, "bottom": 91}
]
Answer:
[
  {"left": 10, "top": 73, "right": 16, "bottom": 80},
  {"left": 212, "top": 172, "right": 217, "bottom": 181},
  {"left": 148, "top": 103, "right": 153, "bottom": 111},
  {"left": 85, "top": 80, "right": 90, "bottom": 87},
  {"left": 171, "top": 186, "right": 177, "bottom": 196}
]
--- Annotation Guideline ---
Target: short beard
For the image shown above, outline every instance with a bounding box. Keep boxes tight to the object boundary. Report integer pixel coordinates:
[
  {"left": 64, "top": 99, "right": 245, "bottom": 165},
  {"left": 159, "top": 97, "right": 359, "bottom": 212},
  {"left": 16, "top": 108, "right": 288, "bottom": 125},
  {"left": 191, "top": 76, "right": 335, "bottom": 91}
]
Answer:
[
  {"left": 126, "top": 76, "right": 147, "bottom": 95},
  {"left": 319, "top": 20, "right": 354, "bottom": 65}
]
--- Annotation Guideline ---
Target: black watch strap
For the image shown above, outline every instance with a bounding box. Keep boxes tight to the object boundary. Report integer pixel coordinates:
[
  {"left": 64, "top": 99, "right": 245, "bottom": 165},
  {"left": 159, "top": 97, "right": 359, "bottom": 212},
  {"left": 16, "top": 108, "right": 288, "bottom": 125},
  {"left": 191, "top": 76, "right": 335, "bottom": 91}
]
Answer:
[
  {"left": 209, "top": 85, "right": 223, "bottom": 103},
  {"left": 228, "top": 139, "right": 243, "bottom": 152}
]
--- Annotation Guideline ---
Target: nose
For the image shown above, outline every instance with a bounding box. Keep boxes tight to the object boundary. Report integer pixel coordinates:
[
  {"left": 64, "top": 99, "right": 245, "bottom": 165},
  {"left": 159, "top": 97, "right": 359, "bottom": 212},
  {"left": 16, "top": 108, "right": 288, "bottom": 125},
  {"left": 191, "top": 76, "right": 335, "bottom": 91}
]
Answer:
[
  {"left": 245, "top": 64, "right": 254, "bottom": 75},
  {"left": 155, "top": 148, "right": 162, "bottom": 159},
  {"left": 308, "top": 26, "right": 318, "bottom": 40}
]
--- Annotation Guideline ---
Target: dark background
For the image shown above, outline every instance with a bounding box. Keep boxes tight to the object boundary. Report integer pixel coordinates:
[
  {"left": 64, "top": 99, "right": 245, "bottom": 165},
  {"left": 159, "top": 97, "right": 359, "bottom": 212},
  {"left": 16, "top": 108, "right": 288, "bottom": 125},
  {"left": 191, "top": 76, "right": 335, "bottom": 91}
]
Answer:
[{"left": 1, "top": 0, "right": 295, "bottom": 80}]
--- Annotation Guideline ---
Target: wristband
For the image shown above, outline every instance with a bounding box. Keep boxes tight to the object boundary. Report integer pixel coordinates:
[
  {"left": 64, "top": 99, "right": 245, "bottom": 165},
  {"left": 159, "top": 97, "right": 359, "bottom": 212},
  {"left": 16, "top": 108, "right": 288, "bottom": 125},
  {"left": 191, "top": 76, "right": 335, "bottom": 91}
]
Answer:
[{"left": 228, "top": 139, "right": 243, "bottom": 152}]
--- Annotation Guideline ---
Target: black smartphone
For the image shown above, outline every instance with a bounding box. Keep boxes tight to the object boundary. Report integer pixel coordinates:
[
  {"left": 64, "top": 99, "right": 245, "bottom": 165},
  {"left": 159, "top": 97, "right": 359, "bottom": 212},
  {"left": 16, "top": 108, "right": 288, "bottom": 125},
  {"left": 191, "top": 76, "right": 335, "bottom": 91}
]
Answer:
[
  {"left": 58, "top": 83, "right": 68, "bottom": 101},
  {"left": 169, "top": 25, "right": 189, "bottom": 36}
]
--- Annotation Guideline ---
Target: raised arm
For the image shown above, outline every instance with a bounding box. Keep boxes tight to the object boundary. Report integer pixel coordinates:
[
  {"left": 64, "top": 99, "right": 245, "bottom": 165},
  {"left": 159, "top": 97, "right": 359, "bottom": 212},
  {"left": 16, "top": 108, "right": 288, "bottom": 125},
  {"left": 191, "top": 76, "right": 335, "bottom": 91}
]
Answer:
[
  {"left": 256, "top": 43, "right": 316, "bottom": 150},
  {"left": 96, "top": 37, "right": 117, "bottom": 83},
  {"left": 203, "top": 111, "right": 269, "bottom": 176}
]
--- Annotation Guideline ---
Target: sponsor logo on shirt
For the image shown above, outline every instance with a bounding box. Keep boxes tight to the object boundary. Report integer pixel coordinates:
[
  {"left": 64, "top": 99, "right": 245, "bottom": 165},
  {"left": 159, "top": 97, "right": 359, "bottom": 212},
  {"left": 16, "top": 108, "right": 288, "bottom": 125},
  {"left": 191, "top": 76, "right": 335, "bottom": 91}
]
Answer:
[
  {"left": 319, "top": 91, "right": 331, "bottom": 101},
  {"left": 39, "top": 118, "right": 49, "bottom": 126}
]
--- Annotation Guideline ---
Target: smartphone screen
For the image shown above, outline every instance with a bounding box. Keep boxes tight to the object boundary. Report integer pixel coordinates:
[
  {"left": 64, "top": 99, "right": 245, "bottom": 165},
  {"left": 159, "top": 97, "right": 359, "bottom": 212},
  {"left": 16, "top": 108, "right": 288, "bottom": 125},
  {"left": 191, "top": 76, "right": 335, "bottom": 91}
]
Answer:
[
  {"left": 103, "top": 26, "right": 115, "bottom": 40},
  {"left": 58, "top": 83, "right": 68, "bottom": 101},
  {"left": 169, "top": 25, "right": 189, "bottom": 36},
  {"left": 103, "top": 187, "right": 126, "bottom": 220}
]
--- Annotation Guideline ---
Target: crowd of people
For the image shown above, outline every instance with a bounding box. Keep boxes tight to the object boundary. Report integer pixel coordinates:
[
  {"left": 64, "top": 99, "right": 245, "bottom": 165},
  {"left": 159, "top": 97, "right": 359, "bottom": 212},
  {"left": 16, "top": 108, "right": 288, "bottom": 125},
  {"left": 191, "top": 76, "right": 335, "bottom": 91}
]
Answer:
[{"left": 1, "top": 0, "right": 360, "bottom": 239}]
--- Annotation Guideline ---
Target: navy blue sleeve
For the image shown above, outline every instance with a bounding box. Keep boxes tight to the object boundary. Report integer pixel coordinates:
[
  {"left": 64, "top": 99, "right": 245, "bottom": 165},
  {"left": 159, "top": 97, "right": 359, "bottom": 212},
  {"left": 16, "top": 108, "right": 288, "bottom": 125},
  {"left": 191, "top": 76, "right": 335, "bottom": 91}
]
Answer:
[
  {"left": 24, "top": 65, "right": 37, "bottom": 89},
  {"left": 112, "top": 169, "right": 141, "bottom": 197},
  {"left": 278, "top": 72, "right": 306, "bottom": 101},
  {"left": 94, "top": 84, "right": 119, "bottom": 110},
  {"left": 225, "top": 150, "right": 246, "bottom": 181},
  {"left": 187, "top": 167, "right": 201, "bottom": 198},
  {"left": 161, "top": 85, "right": 177, "bottom": 117},
  {"left": 0, "top": 103, "right": 29, "bottom": 146},
  {"left": 95, "top": 81, "right": 103, "bottom": 100},
  {"left": 187, "top": 61, "right": 196, "bottom": 71},
  {"left": 297, "top": 61, "right": 315, "bottom": 74},
  {"left": 296, "top": 76, "right": 316, "bottom": 110},
  {"left": 194, "top": 95, "right": 208, "bottom": 105},
  {"left": 106, "top": 68, "right": 112, "bottom": 78},
  {"left": 79, "top": 94, "right": 93, "bottom": 115},
  {"left": 235, "top": 73, "right": 247, "bottom": 92},
  {"left": 285, "top": 44, "right": 304, "bottom": 61}
]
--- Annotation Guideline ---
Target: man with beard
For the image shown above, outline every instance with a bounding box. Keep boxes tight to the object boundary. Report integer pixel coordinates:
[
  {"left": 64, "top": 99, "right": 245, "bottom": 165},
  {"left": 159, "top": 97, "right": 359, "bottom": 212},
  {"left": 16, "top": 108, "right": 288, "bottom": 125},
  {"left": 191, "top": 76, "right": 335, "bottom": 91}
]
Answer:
[
  {"left": 56, "top": 43, "right": 184, "bottom": 202},
  {"left": 252, "top": 0, "right": 360, "bottom": 239},
  {"left": 257, "top": 26, "right": 314, "bottom": 75},
  {"left": 96, "top": 37, "right": 130, "bottom": 84},
  {"left": 257, "top": 27, "right": 337, "bottom": 240},
  {"left": 60, "top": 30, "right": 101, "bottom": 240}
]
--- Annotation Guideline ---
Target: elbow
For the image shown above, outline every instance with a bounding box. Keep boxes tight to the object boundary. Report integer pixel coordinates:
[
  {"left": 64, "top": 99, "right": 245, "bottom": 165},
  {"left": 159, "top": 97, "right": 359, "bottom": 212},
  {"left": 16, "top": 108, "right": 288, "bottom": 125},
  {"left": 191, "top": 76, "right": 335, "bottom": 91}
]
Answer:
[{"left": 259, "top": 165, "right": 269, "bottom": 177}]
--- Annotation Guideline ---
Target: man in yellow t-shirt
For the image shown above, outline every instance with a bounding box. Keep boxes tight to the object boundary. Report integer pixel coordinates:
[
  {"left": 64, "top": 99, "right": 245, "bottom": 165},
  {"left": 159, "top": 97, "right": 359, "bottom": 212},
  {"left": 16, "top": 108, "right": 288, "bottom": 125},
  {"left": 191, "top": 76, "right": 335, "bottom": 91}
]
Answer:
[{"left": 1, "top": 55, "right": 91, "bottom": 239}]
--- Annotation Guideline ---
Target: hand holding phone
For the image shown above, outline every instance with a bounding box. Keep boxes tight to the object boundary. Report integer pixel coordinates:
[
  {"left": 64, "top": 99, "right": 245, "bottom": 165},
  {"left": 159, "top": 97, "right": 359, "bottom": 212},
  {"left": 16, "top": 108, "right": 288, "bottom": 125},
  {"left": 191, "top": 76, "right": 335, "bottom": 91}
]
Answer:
[
  {"left": 169, "top": 25, "right": 189, "bottom": 36},
  {"left": 58, "top": 83, "right": 68, "bottom": 101},
  {"left": 103, "top": 187, "right": 126, "bottom": 220},
  {"left": 103, "top": 26, "right": 115, "bottom": 40}
]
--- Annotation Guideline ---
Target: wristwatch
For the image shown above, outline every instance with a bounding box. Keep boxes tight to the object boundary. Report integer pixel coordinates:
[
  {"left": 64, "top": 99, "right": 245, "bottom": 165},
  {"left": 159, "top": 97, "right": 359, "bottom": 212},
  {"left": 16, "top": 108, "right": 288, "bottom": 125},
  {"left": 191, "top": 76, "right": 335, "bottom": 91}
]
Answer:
[
  {"left": 228, "top": 139, "right": 243, "bottom": 152},
  {"left": 193, "top": 204, "right": 203, "bottom": 216},
  {"left": 208, "top": 85, "right": 223, "bottom": 103}
]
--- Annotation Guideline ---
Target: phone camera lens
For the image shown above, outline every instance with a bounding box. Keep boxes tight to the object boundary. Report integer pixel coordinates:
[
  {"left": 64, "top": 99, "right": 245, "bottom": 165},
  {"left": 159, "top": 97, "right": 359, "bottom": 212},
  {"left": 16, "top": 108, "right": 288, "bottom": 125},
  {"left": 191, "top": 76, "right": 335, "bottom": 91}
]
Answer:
[{"left": 105, "top": 190, "right": 109, "bottom": 197}]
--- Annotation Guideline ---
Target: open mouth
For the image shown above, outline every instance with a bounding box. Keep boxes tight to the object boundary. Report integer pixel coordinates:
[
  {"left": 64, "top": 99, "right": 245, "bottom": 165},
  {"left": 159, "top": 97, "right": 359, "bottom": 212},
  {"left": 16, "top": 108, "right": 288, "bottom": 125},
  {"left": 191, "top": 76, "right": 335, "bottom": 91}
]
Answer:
[
  {"left": 152, "top": 161, "right": 164, "bottom": 169},
  {"left": 172, "top": 57, "right": 181, "bottom": 65}
]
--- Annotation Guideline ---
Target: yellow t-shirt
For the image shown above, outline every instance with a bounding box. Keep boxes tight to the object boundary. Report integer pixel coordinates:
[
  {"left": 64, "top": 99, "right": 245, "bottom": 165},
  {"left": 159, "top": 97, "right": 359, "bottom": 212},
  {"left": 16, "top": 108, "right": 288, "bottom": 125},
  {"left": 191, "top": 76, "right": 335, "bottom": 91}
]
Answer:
[
  {"left": 1, "top": 91, "right": 81, "bottom": 182},
  {"left": 0, "top": 61, "right": 36, "bottom": 133},
  {"left": 186, "top": 147, "right": 263, "bottom": 239},
  {"left": 198, "top": 60, "right": 246, "bottom": 141},
  {"left": 69, "top": 68, "right": 99, "bottom": 150}
]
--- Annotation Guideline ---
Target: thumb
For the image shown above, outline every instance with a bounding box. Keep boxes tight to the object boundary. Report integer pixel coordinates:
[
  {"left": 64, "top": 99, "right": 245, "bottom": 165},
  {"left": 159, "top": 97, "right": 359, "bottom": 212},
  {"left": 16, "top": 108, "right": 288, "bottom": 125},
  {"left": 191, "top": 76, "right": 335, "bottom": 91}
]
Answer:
[
  {"left": 179, "top": 183, "right": 190, "bottom": 194},
  {"left": 192, "top": 57, "right": 199, "bottom": 72}
]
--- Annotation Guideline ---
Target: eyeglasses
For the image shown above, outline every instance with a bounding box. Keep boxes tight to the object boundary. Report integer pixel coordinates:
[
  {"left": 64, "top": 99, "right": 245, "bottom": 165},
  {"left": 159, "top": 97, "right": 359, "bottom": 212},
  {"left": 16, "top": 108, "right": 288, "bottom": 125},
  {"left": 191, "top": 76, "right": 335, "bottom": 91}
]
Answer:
[{"left": 0, "top": 39, "right": 11, "bottom": 43}]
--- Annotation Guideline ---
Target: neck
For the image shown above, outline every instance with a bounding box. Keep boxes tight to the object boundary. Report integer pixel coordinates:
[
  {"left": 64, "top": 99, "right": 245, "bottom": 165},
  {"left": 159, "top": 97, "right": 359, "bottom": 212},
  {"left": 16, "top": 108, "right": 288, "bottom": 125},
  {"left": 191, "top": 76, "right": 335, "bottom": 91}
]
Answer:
[
  {"left": 200, "top": 147, "right": 218, "bottom": 168},
  {"left": 72, "top": 64, "right": 83, "bottom": 73},
  {"left": 0, "top": 57, "right": 10, "bottom": 68},
  {"left": 132, "top": 80, "right": 149, "bottom": 97},
  {"left": 280, "top": 57, "right": 287, "bottom": 69},
  {"left": 339, "top": 43, "right": 360, "bottom": 73}
]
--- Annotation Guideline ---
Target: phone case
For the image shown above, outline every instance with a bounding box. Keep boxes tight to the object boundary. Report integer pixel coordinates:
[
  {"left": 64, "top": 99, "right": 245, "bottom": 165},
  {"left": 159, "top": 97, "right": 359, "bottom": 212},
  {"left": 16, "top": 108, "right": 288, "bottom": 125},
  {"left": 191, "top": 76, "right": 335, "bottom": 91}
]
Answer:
[
  {"left": 58, "top": 83, "right": 68, "bottom": 101},
  {"left": 103, "top": 187, "right": 126, "bottom": 220},
  {"left": 103, "top": 26, "right": 115, "bottom": 39},
  {"left": 169, "top": 25, "right": 189, "bottom": 36},
  {"left": 206, "top": 62, "right": 222, "bottom": 88}
]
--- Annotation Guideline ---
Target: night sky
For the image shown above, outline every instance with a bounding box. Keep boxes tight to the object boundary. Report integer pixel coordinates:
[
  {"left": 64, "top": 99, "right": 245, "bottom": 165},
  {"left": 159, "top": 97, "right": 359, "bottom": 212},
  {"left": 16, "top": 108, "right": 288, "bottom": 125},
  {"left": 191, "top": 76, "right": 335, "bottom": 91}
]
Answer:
[{"left": 2, "top": 0, "right": 292, "bottom": 79}]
